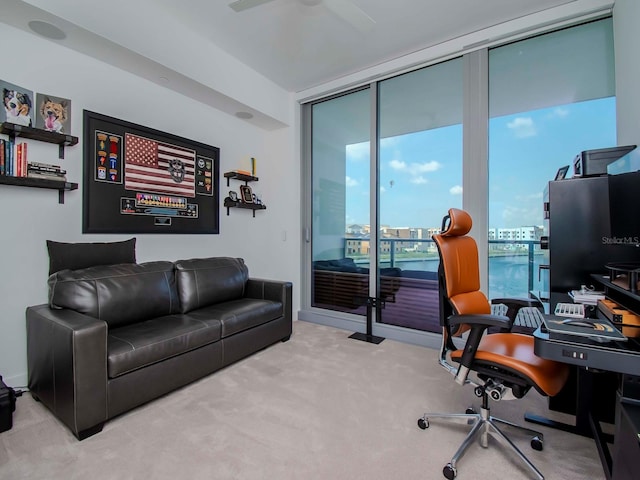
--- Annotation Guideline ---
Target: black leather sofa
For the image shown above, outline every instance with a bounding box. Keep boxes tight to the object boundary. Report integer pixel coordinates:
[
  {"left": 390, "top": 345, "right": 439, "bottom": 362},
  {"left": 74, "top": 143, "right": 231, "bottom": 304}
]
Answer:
[{"left": 26, "top": 257, "right": 292, "bottom": 440}]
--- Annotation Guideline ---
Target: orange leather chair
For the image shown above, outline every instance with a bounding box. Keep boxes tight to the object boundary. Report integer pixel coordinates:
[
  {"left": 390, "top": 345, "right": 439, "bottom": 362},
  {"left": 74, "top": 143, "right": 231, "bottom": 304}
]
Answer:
[{"left": 418, "top": 208, "right": 569, "bottom": 480}]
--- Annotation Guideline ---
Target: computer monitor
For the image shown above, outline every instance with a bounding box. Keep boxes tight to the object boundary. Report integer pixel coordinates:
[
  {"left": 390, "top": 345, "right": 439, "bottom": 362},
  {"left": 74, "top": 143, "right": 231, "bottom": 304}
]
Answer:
[{"left": 608, "top": 171, "right": 640, "bottom": 247}]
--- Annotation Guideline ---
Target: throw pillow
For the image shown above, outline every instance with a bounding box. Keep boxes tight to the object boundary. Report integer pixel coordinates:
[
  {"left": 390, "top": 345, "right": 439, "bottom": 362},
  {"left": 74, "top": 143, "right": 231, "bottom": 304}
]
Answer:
[{"left": 46, "top": 238, "right": 137, "bottom": 275}]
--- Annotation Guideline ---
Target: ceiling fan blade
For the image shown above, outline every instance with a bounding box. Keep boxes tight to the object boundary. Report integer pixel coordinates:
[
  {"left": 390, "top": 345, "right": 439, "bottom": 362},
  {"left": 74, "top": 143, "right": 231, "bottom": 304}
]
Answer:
[
  {"left": 229, "top": 0, "right": 276, "bottom": 12},
  {"left": 324, "top": 0, "right": 375, "bottom": 32}
]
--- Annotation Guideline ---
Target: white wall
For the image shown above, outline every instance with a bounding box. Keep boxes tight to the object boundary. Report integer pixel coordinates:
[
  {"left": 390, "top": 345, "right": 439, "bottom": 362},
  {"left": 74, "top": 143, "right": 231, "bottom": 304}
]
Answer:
[{"left": 0, "top": 25, "right": 300, "bottom": 386}]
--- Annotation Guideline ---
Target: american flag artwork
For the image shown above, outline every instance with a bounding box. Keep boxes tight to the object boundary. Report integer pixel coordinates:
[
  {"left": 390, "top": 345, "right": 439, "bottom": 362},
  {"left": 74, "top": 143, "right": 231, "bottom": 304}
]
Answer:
[{"left": 124, "top": 133, "right": 196, "bottom": 198}]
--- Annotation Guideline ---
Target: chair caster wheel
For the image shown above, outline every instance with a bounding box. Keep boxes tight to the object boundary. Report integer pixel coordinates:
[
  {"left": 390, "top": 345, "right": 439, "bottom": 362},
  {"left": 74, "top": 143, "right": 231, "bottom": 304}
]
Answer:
[
  {"left": 417, "top": 417, "right": 429, "bottom": 429},
  {"left": 465, "top": 407, "right": 476, "bottom": 415},
  {"left": 443, "top": 463, "right": 457, "bottom": 479},
  {"left": 531, "top": 436, "right": 543, "bottom": 451}
]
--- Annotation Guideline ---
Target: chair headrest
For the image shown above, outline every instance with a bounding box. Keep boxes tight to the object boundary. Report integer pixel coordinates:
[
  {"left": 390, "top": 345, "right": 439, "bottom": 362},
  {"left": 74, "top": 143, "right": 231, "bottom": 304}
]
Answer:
[{"left": 442, "top": 208, "right": 472, "bottom": 237}]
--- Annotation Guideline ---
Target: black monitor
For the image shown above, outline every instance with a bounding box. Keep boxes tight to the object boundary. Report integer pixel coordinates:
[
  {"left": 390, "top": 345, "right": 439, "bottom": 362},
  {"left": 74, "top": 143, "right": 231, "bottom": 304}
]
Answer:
[{"left": 608, "top": 171, "right": 640, "bottom": 247}]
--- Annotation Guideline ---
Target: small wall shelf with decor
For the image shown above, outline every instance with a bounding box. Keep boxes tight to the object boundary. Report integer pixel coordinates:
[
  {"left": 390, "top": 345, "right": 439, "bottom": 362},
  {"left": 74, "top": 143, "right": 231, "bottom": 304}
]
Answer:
[
  {"left": 223, "top": 171, "right": 266, "bottom": 217},
  {"left": 1, "top": 122, "right": 79, "bottom": 203},
  {"left": 0, "top": 122, "right": 78, "bottom": 159}
]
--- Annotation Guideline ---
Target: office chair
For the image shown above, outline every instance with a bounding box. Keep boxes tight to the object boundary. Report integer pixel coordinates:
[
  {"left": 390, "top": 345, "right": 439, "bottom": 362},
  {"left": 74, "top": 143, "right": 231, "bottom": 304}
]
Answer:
[{"left": 418, "top": 208, "right": 570, "bottom": 480}]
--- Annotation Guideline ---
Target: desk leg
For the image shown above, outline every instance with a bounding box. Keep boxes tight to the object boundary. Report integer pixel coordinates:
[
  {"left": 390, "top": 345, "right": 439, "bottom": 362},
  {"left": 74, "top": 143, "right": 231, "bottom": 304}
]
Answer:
[{"left": 525, "top": 369, "right": 614, "bottom": 479}]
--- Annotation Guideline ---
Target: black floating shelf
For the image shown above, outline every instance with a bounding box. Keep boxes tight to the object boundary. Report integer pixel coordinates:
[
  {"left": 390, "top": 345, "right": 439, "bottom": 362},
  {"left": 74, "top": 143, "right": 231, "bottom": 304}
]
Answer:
[
  {"left": 224, "top": 171, "right": 258, "bottom": 185},
  {"left": 1, "top": 122, "right": 78, "bottom": 159},
  {"left": 224, "top": 199, "right": 266, "bottom": 217},
  {"left": 0, "top": 175, "right": 78, "bottom": 204}
]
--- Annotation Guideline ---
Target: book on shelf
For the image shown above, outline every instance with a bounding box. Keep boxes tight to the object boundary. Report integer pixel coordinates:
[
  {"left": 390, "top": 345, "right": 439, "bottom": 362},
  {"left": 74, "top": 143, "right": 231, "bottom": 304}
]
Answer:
[
  {"left": 28, "top": 161, "right": 62, "bottom": 169},
  {"left": 27, "top": 163, "right": 66, "bottom": 175},
  {"left": 0, "top": 139, "right": 5, "bottom": 175},
  {"left": 26, "top": 171, "right": 67, "bottom": 182}
]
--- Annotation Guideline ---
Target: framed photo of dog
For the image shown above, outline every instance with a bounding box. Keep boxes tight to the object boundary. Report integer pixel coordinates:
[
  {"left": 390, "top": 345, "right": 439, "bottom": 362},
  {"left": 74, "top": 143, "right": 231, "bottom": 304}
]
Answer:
[
  {"left": 83, "top": 110, "right": 220, "bottom": 234},
  {"left": 34, "top": 93, "right": 71, "bottom": 133},
  {"left": 1, "top": 80, "right": 34, "bottom": 127}
]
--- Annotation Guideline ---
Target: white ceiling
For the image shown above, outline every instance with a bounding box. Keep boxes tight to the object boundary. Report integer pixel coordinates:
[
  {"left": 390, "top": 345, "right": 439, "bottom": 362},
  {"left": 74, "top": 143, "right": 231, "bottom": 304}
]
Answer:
[{"left": 1, "top": 0, "right": 613, "bottom": 128}]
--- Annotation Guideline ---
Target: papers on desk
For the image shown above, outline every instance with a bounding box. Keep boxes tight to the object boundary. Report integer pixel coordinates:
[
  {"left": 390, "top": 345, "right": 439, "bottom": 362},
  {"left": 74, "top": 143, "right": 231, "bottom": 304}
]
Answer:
[
  {"left": 568, "top": 289, "right": 605, "bottom": 305},
  {"left": 542, "top": 315, "right": 627, "bottom": 342}
]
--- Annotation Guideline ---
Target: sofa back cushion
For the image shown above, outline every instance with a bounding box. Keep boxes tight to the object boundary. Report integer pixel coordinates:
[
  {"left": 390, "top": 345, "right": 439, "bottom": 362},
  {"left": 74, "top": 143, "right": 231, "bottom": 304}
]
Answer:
[
  {"left": 48, "top": 261, "right": 180, "bottom": 328},
  {"left": 175, "top": 257, "right": 248, "bottom": 313}
]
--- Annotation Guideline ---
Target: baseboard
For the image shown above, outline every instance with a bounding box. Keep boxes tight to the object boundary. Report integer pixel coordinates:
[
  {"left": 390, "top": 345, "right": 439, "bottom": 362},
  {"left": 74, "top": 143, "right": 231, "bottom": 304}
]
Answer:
[{"left": 2, "top": 372, "right": 28, "bottom": 389}]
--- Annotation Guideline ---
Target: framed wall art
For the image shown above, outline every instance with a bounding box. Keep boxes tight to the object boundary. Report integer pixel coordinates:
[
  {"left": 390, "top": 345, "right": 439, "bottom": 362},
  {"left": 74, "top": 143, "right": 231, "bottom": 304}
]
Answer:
[{"left": 83, "top": 110, "right": 219, "bottom": 234}]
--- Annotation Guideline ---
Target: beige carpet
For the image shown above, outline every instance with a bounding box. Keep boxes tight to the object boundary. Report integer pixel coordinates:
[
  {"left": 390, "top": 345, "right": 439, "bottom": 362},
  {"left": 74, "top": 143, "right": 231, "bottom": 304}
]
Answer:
[{"left": 0, "top": 321, "right": 604, "bottom": 479}]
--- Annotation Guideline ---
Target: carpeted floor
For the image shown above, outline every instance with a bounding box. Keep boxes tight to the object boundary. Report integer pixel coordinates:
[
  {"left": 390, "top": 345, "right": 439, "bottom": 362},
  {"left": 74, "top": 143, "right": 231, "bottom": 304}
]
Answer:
[{"left": 0, "top": 321, "right": 605, "bottom": 479}]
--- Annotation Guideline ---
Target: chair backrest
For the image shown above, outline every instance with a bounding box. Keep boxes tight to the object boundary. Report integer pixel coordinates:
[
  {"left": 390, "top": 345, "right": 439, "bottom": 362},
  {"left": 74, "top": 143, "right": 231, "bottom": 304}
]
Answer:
[{"left": 432, "top": 208, "right": 490, "bottom": 334}]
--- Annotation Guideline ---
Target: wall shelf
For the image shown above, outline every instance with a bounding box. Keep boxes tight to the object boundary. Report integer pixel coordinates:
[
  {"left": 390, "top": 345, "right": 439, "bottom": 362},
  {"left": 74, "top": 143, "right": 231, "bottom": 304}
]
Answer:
[
  {"left": 1, "top": 122, "right": 78, "bottom": 159},
  {"left": 1, "top": 122, "right": 78, "bottom": 203},
  {"left": 223, "top": 171, "right": 265, "bottom": 217},
  {"left": 223, "top": 198, "right": 266, "bottom": 217},
  {"left": 224, "top": 171, "right": 258, "bottom": 186},
  {"left": 0, "top": 175, "right": 78, "bottom": 204}
]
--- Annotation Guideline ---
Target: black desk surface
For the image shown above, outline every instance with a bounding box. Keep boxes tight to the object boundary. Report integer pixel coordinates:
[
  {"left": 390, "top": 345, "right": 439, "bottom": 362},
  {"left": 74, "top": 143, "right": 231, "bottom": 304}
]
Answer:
[{"left": 533, "top": 327, "right": 640, "bottom": 376}]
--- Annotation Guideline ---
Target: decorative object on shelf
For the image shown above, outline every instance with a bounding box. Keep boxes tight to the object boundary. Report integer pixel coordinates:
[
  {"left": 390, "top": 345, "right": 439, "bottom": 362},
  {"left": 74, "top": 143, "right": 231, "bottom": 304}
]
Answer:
[
  {"left": 34, "top": 93, "right": 71, "bottom": 133},
  {"left": 251, "top": 156, "right": 256, "bottom": 176},
  {"left": 83, "top": 110, "right": 220, "bottom": 234},
  {"left": 239, "top": 184, "right": 253, "bottom": 203},
  {"left": 1, "top": 79, "right": 34, "bottom": 127},
  {"left": 228, "top": 190, "right": 238, "bottom": 202}
]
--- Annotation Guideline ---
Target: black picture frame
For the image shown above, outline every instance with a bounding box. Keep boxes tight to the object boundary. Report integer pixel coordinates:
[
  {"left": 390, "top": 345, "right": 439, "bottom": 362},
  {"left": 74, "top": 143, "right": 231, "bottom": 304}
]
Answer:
[
  {"left": 83, "top": 110, "right": 219, "bottom": 234},
  {"left": 555, "top": 164, "right": 570, "bottom": 181},
  {"left": 239, "top": 184, "right": 253, "bottom": 203}
]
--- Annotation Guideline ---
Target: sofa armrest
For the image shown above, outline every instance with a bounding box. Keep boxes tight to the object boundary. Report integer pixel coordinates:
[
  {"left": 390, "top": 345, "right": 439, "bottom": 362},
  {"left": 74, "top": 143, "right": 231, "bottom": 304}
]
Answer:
[
  {"left": 26, "top": 304, "right": 108, "bottom": 440},
  {"left": 245, "top": 279, "right": 293, "bottom": 335}
]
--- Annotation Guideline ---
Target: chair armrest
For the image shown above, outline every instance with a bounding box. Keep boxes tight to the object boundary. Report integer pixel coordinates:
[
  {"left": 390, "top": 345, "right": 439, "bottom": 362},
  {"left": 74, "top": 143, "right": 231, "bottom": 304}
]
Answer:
[
  {"left": 449, "top": 313, "right": 511, "bottom": 385},
  {"left": 26, "top": 304, "right": 108, "bottom": 439}
]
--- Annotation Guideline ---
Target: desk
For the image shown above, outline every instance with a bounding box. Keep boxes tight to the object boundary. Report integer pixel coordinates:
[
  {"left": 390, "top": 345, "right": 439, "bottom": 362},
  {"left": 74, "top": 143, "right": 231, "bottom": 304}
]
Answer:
[{"left": 531, "top": 326, "right": 640, "bottom": 479}]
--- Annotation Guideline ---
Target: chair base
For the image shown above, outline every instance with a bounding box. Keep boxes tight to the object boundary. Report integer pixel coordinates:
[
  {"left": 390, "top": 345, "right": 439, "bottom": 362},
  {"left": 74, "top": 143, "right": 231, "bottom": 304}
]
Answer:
[{"left": 418, "top": 405, "right": 545, "bottom": 480}]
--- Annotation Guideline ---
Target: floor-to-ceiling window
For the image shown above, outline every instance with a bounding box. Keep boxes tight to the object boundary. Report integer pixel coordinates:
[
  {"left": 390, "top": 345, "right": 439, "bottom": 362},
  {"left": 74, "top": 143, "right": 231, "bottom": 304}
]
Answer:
[
  {"left": 377, "top": 59, "right": 463, "bottom": 333},
  {"left": 487, "top": 18, "right": 616, "bottom": 300},
  {"left": 301, "top": 16, "right": 616, "bottom": 345},
  {"left": 310, "top": 88, "right": 371, "bottom": 315}
]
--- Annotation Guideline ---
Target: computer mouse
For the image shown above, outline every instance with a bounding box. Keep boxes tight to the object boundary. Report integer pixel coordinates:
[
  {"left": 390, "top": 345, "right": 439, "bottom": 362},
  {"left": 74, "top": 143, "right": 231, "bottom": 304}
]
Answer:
[{"left": 561, "top": 319, "right": 595, "bottom": 328}]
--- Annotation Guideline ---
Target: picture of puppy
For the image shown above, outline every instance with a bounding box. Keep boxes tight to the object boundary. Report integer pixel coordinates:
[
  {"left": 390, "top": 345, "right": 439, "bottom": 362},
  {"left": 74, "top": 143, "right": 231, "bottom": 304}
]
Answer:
[
  {"left": 39, "top": 97, "right": 68, "bottom": 133},
  {"left": 35, "top": 93, "right": 72, "bottom": 133},
  {"left": 3, "top": 88, "right": 33, "bottom": 127}
]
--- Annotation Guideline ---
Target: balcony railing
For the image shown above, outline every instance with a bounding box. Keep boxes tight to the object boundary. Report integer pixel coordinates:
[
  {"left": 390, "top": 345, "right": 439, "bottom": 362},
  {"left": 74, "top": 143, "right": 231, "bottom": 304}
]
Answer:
[{"left": 343, "top": 237, "right": 545, "bottom": 297}]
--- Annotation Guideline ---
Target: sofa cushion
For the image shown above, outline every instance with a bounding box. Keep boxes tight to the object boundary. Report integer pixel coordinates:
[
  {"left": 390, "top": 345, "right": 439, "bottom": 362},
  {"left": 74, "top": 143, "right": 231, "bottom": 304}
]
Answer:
[
  {"left": 175, "top": 257, "right": 248, "bottom": 313},
  {"left": 47, "top": 238, "right": 136, "bottom": 275},
  {"left": 187, "top": 298, "right": 283, "bottom": 338},
  {"left": 107, "top": 314, "right": 222, "bottom": 378},
  {"left": 48, "top": 261, "right": 180, "bottom": 329}
]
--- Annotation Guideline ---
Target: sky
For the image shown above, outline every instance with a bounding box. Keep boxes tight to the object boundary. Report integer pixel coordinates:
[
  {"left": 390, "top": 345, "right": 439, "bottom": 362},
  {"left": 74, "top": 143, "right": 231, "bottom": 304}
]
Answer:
[{"left": 345, "top": 97, "right": 617, "bottom": 231}]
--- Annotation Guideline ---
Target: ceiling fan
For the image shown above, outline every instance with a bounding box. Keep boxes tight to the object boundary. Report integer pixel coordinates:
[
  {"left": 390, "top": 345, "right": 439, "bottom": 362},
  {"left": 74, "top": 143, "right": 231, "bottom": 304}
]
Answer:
[{"left": 228, "top": 0, "right": 376, "bottom": 32}]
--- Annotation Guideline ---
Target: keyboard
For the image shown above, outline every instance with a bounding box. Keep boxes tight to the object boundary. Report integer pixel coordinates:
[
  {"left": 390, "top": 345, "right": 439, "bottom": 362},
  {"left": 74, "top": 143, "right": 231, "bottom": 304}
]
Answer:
[
  {"left": 554, "top": 302, "right": 585, "bottom": 318},
  {"left": 491, "top": 304, "right": 545, "bottom": 329}
]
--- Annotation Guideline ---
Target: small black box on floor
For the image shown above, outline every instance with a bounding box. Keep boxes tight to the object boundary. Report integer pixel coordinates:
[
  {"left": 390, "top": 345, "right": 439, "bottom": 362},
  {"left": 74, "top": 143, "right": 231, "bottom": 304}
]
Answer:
[{"left": 0, "top": 375, "right": 16, "bottom": 433}]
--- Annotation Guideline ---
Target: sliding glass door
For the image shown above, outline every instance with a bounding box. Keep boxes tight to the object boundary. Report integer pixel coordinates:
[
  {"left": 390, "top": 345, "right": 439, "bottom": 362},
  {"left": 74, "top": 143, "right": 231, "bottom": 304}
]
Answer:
[{"left": 376, "top": 59, "right": 463, "bottom": 333}]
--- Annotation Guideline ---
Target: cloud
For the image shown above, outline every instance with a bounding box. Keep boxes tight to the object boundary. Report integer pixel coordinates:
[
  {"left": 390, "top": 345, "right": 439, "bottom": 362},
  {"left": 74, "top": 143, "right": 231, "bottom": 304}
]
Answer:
[
  {"left": 389, "top": 159, "right": 406, "bottom": 170},
  {"left": 507, "top": 117, "right": 537, "bottom": 138},
  {"left": 389, "top": 159, "right": 441, "bottom": 175},
  {"left": 410, "top": 176, "right": 427, "bottom": 184},
  {"left": 450, "top": 185, "right": 463, "bottom": 195},
  {"left": 552, "top": 107, "right": 569, "bottom": 118},
  {"left": 346, "top": 142, "right": 370, "bottom": 161},
  {"left": 345, "top": 176, "right": 358, "bottom": 187}
]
